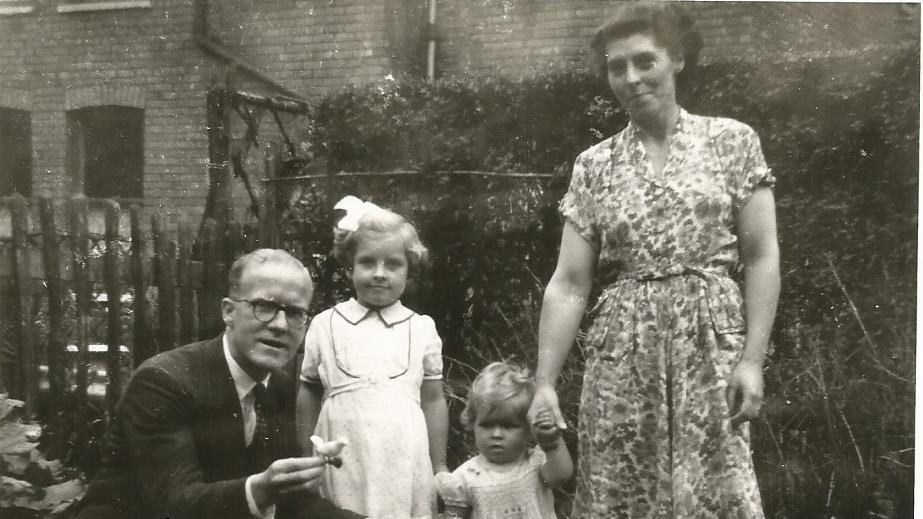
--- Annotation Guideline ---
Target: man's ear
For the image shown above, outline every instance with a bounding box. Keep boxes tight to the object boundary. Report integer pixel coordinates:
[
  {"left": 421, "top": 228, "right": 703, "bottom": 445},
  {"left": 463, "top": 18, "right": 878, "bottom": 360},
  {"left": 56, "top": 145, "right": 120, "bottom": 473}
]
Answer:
[
  {"left": 673, "top": 55, "right": 685, "bottom": 75},
  {"left": 221, "top": 298, "right": 235, "bottom": 327}
]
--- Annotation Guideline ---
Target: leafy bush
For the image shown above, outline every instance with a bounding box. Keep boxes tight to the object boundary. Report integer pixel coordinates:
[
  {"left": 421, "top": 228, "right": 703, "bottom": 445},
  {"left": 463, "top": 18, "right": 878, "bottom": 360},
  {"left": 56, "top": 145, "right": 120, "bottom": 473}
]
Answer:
[
  {"left": 279, "top": 43, "right": 917, "bottom": 519},
  {"left": 0, "top": 394, "right": 85, "bottom": 519}
]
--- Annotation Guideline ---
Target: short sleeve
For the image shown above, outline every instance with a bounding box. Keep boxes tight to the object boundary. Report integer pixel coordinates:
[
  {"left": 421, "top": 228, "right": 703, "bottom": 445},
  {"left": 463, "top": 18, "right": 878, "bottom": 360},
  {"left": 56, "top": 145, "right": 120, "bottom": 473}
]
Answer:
[
  {"left": 417, "top": 315, "right": 443, "bottom": 380},
  {"left": 731, "top": 126, "right": 775, "bottom": 209},
  {"left": 299, "top": 316, "right": 323, "bottom": 384},
  {"left": 434, "top": 470, "right": 469, "bottom": 508},
  {"left": 558, "top": 153, "right": 599, "bottom": 244}
]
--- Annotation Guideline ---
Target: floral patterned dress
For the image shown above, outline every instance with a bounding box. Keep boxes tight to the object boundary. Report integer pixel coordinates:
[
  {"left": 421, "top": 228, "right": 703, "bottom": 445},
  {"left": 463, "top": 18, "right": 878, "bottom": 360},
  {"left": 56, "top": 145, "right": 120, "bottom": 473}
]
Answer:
[{"left": 560, "top": 108, "right": 773, "bottom": 518}]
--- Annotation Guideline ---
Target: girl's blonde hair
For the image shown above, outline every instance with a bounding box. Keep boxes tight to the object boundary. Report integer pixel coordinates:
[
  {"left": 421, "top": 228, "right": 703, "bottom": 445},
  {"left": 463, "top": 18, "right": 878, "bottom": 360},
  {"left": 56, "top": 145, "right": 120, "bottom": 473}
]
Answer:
[
  {"left": 460, "top": 362, "right": 535, "bottom": 430},
  {"left": 332, "top": 204, "right": 430, "bottom": 274}
]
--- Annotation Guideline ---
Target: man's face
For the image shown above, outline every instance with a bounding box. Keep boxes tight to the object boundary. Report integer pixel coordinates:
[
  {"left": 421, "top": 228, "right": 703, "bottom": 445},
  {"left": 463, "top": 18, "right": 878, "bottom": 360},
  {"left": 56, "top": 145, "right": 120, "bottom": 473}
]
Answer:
[{"left": 222, "top": 260, "right": 312, "bottom": 380}]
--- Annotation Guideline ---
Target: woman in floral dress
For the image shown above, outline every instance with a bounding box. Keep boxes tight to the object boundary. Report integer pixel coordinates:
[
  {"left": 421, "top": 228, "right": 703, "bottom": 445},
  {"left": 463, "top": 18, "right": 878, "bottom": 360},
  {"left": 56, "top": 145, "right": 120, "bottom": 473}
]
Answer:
[{"left": 527, "top": 3, "right": 779, "bottom": 518}]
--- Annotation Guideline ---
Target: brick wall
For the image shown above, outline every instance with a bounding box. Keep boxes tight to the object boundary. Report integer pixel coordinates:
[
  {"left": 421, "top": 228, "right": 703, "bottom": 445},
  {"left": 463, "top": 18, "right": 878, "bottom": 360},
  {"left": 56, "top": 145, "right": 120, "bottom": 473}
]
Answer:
[
  {"left": 0, "top": 0, "right": 916, "bottom": 223},
  {"left": 207, "top": 0, "right": 395, "bottom": 101},
  {"left": 0, "top": 0, "right": 226, "bottom": 223}
]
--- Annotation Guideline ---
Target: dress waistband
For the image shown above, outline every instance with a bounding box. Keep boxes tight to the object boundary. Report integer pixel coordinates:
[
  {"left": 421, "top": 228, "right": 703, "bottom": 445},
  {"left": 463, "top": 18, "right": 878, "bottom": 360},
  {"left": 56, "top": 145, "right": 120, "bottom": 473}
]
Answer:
[
  {"left": 323, "top": 376, "right": 421, "bottom": 405},
  {"left": 595, "top": 264, "right": 744, "bottom": 335},
  {"left": 602, "top": 264, "right": 730, "bottom": 285}
]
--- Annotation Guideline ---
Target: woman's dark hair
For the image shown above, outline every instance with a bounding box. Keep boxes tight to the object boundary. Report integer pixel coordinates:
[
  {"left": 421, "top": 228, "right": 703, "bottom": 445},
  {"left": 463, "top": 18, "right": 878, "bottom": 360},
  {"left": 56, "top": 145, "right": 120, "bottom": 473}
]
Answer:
[{"left": 589, "top": 2, "right": 703, "bottom": 87}]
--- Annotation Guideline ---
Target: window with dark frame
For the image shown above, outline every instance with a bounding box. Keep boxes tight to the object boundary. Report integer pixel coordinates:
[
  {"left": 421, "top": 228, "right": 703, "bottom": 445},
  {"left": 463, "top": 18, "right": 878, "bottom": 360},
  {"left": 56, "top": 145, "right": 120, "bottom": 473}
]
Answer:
[
  {"left": 67, "top": 105, "right": 143, "bottom": 200},
  {"left": 0, "top": 107, "right": 33, "bottom": 197}
]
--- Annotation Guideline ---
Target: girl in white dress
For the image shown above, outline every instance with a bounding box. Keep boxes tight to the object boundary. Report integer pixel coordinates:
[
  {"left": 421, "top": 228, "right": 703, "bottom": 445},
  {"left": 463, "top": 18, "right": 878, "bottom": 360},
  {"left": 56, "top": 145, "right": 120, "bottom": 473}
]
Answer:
[
  {"left": 296, "top": 198, "right": 449, "bottom": 519},
  {"left": 435, "top": 362, "right": 573, "bottom": 519}
]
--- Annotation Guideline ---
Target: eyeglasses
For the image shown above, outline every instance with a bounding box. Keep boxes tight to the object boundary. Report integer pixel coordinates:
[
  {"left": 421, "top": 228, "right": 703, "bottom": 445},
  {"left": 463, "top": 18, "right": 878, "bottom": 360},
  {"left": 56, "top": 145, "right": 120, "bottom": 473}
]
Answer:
[{"left": 229, "top": 298, "right": 310, "bottom": 328}]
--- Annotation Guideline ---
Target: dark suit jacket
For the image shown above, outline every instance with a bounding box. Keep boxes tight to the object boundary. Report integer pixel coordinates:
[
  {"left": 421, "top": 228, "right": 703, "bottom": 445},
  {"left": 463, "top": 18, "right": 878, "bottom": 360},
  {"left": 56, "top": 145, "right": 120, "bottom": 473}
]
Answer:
[{"left": 76, "top": 335, "right": 363, "bottom": 519}]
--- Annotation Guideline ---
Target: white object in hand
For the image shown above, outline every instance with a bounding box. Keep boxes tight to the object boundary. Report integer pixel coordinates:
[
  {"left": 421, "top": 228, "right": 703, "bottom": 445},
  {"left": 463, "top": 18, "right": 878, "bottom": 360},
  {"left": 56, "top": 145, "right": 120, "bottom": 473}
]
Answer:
[{"left": 310, "top": 435, "right": 348, "bottom": 467}]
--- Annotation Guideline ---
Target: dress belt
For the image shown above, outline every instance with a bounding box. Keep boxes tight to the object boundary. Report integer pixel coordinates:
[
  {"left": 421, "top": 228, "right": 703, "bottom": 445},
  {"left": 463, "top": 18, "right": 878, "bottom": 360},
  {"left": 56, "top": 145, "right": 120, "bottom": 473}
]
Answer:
[
  {"left": 595, "top": 264, "right": 745, "bottom": 335},
  {"left": 323, "top": 376, "right": 421, "bottom": 405}
]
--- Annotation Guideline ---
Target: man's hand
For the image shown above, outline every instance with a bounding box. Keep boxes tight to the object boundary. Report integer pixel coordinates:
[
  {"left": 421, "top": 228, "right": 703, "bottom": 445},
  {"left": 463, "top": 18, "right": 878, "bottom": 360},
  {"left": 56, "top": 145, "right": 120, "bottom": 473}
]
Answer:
[{"left": 250, "top": 457, "right": 327, "bottom": 510}]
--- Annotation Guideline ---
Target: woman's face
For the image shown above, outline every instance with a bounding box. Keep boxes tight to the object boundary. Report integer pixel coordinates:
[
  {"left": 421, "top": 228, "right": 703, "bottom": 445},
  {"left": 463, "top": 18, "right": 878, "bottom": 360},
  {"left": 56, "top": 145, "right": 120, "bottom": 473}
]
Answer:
[{"left": 604, "top": 32, "right": 684, "bottom": 120}]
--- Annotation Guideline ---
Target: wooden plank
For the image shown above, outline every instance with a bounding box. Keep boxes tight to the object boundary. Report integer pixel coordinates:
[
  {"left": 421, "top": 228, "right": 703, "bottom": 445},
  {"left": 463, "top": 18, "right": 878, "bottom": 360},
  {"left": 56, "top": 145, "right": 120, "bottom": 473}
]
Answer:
[
  {"left": 69, "top": 196, "right": 91, "bottom": 445},
  {"left": 0, "top": 253, "right": 221, "bottom": 286},
  {"left": 130, "top": 205, "right": 152, "bottom": 366},
  {"left": 259, "top": 149, "right": 279, "bottom": 248},
  {"left": 198, "top": 218, "right": 223, "bottom": 339},
  {"left": 153, "top": 215, "right": 177, "bottom": 351},
  {"left": 39, "top": 198, "right": 66, "bottom": 455},
  {"left": 227, "top": 220, "right": 244, "bottom": 266},
  {"left": 177, "top": 216, "right": 196, "bottom": 344},
  {"left": 9, "top": 194, "right": 36, "bottom": 416},
  {"left": 103, "top": 200, "right": 123, "bottom": 414}
]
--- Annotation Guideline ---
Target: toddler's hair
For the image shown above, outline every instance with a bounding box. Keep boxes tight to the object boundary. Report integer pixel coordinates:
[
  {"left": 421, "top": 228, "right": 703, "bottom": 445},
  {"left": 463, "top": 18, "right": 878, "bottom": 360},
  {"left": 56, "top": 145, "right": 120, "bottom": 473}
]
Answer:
[
  {"left": 333, "top": 204, "right": 430, "bottom": 274},
  {"left": 460, "top": 362, "right": 535, "bottom": 430}
]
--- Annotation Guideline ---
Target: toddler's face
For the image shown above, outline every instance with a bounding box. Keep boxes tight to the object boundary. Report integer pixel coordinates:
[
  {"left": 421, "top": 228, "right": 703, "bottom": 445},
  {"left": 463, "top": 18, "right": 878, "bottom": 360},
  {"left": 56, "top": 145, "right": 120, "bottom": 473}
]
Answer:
[
  {"left": 474, "top": 407, "right": 530, "bottom": 465},
  {"left": 349, "top": 233, "right": 408, "bottom": 309}
]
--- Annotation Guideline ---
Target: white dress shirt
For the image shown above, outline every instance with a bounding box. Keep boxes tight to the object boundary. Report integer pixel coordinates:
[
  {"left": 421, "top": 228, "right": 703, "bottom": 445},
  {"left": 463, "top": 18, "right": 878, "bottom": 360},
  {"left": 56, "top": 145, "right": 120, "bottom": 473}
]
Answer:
[{"left": 223, "top": 337, "right": 275, "bottom": 519}]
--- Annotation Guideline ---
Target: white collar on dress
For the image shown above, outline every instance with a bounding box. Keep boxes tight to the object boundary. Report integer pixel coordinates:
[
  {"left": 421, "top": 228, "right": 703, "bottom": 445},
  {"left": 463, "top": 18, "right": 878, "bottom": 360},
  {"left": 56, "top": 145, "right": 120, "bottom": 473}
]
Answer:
[
  {"left": 333, "top": 298, "right": 415, "bottom": 327},
  {"left": 222, "top": 334, "right": 272, "bottom": 403}
]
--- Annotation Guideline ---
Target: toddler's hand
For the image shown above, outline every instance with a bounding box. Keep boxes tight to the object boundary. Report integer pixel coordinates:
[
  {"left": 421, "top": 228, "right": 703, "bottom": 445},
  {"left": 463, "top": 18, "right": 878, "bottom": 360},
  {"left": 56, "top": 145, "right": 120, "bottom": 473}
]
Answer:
[
  {"left": 310, "top": 435, "right": 347, "bottom": 468},
  {"left": 531, "top": 410, "right": 562, "bottom": 452}
]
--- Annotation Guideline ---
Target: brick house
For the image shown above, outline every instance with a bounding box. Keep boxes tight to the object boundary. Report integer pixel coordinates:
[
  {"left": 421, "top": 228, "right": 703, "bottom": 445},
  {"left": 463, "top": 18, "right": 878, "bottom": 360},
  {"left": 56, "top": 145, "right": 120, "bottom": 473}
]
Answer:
[{"left": 0, "top": 0, "right": 916, "bottom": 224}]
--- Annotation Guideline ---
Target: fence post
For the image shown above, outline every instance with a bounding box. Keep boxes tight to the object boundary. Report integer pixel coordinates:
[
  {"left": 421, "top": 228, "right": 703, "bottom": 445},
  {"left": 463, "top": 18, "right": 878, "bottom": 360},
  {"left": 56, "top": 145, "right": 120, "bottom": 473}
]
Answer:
[
  {"left": 39, "top": 197, "right": 66, "bottom": 456},
  {"left": 178, "top": 216, "right": 196, "bottom": 343},
  {"left": 69, "top": 195, "right": 91, "bottom": 449},
  {"left": 199, "top": 218, "right": 224, "bottom": 340},
  {"left": 152, "top": 215, "right": 177, "bottom": 351},
  {"left": 10, "top": 194, "right": 37, "bottom": 417},
  {"left": 130, "top": 205, "right": 152, "bottom": 366},
  {"left": 103, "top": 200, "right": 123, "bottom": 415}
]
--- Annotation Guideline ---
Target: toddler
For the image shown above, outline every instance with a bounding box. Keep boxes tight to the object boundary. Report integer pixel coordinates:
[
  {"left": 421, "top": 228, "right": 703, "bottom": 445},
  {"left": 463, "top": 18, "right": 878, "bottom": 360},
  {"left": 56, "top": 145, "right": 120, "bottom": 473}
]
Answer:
[
  {"left": 435, "top": 362, "right": 573, "bottom": 519},
  {"left": 296, "top": 196, "right": 449, "bottom": 519}
]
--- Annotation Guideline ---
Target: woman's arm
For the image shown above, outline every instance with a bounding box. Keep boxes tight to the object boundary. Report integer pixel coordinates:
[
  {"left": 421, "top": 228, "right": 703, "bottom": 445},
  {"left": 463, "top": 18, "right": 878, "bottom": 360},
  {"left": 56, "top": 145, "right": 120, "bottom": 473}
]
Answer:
[
  {"left": 529, "top": 222, "right": 598, "bottom": 428},
  {"left": 729, "top": 187, "right": 780, "bottom": 425},
  {"left": 295, "top": 382, "right": 324, "bottom": 454},
  {"left": 421, "top": 379, "right": 450, "bottom": 474}
]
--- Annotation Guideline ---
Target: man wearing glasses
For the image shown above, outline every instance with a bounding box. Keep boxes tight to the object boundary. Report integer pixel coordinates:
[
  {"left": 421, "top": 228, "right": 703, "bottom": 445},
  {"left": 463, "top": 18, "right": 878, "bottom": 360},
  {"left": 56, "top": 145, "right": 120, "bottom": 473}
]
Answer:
[{"left": 77, "top": 249, "right": 366, "bottom": 519}]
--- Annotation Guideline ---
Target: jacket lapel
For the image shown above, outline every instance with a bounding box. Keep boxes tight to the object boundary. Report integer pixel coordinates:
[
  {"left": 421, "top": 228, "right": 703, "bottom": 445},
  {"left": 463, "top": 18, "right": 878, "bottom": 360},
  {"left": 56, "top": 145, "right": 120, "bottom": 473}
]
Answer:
[{"left": 198, "top": 337, "right": 248, "bottom": 479}]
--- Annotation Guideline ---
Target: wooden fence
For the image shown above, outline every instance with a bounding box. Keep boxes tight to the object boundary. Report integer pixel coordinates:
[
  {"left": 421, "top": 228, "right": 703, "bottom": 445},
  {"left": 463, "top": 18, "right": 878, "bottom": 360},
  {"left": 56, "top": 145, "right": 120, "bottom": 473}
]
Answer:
[{"left": 0, "top": 193, "right": 270, "bottom": 454}]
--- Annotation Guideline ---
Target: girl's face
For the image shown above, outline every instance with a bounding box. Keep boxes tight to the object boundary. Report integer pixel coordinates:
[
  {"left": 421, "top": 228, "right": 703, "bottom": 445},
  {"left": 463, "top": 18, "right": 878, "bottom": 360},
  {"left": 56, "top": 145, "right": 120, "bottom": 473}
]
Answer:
[
  {"left": 473, "top": 404, "right": 530, "bottom": 465},
  {"left": 605, "top": 31, "right": 683, "bottom": 120},
  {"left": 349, "top": 232, "right": 408, "bottom": 309}
]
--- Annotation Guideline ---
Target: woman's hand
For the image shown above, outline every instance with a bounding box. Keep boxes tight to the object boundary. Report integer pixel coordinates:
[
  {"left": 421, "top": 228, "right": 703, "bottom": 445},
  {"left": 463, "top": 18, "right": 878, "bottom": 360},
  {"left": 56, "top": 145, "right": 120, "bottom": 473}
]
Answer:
[
  {"left": 528, "top": 384, "right": 566, "bottom": 431},
  {"left": 726, "top": 359, "right": 764, "bottom": 426}
]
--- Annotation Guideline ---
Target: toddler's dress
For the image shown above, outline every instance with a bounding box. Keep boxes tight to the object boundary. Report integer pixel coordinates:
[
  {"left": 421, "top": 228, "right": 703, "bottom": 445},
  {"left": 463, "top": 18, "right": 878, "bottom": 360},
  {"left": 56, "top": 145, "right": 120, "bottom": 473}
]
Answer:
[
  {"left": 437, "top": 448, "right": 557, "bottom": 519},
  {"left": 301, "top": 298, "right": 443, "bottom": 519}
]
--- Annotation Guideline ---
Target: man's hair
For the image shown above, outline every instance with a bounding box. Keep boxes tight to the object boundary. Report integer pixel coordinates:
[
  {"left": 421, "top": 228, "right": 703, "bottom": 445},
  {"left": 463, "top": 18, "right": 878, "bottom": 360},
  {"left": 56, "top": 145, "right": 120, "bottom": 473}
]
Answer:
[
  {"left": 460, "top": 361, "right": 535, "bottom": 430},
  {"left": 227, "top": 248, "right": 312, "bottom": 297}
]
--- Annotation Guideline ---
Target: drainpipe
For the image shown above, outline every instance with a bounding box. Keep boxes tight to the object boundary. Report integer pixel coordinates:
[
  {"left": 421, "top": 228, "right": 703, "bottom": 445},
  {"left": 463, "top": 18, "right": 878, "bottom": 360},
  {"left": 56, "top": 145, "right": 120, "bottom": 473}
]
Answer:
[
  {"left": 426, "top": 0, "right": 437, "bottom": 81},
  {"left": 193, "top": 0, "right": 304, "bottom": 100}
]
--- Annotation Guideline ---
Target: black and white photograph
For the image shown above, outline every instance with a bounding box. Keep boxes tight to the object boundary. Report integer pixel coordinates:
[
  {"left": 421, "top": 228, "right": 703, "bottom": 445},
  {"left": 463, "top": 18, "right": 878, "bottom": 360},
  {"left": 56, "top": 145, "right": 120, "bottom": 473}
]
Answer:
[{"left": 0, "top": 1, "right": 918, "bottom": 518}]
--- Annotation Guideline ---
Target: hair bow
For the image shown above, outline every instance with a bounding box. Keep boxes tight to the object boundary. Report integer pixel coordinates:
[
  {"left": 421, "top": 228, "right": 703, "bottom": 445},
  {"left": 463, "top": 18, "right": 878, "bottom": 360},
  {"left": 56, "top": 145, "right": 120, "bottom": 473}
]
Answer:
[{"left": 333, "top": 195, "right": 381, "bottom": 232}]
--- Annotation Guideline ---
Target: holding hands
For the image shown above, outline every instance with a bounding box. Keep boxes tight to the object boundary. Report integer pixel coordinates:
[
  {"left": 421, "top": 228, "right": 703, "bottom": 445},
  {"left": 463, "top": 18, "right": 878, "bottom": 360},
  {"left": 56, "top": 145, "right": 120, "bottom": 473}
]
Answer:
[
  {"left": 531, "top": 409, "right": 562, "bottom": 452},
  {"left": 527, "top": 384, "right": 566, "bottom": 433}
]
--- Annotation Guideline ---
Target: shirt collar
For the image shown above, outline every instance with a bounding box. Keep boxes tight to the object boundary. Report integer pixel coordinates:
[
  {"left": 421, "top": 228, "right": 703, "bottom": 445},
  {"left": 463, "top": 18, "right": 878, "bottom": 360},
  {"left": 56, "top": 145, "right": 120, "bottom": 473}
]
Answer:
[
  {"left": 333, "top": 298, "right": 415, "bottom": 327},
  {"left": 222, "top": 335, "right": 271, "bottom": 402}
]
